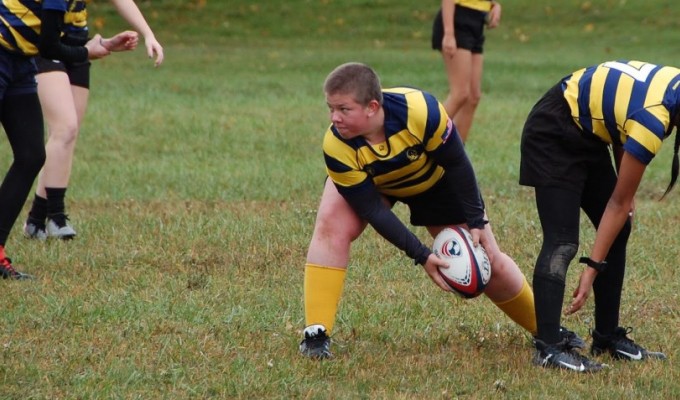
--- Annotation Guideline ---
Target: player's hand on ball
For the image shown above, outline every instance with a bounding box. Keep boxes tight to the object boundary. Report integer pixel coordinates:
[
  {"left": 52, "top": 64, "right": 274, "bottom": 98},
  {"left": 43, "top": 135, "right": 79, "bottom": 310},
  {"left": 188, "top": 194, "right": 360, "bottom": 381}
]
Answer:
[
  {"left": 423, "top": 253, "right": 453, "bottom": 292},
  {"left": 469, "top": 227, "right": 483, "bottom": 247},
  {"left": 432, "top": 227, "right": 491, "bottom": 298}
]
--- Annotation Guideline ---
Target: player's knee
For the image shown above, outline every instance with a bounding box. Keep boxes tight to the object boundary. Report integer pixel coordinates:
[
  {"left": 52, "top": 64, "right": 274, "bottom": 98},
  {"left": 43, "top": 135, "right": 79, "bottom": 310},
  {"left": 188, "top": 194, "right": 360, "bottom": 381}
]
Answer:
[
  {"left": 50, "top": 123, "right": 79, "bottom": 147},
  {"left": 14, "top": 145, "right": 46, "bottom": 175},
  {"left": 469, "top": 90, "right": 482, "bottom": 107},
  {"left": 534, "top": 241, "right": 578, "bottom": 282},
  {"left": 453, "top": 89, "right": 471, "bottom": 106},
  {"left": 314, "top": 209, "right": 362, "bottom": 242}
]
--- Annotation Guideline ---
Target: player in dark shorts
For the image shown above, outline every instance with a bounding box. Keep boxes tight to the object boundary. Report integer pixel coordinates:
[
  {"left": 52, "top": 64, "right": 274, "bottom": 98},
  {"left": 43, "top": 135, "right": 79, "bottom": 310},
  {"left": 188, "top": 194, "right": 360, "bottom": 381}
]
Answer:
[
  {"left": 431, "top": 0, "right": 501, "bottom": 142},
  {"left": 520, "top": 60, "right": 675, "bottom": 372},
  {"left": 0, "top": 0, "right": 111, "bottom": 278},
  {"left": 298, "top": 62, "right": 583, "bottom": 359},
  {"left": 23, "top": 0, "right": 164, "bottom": 241}
]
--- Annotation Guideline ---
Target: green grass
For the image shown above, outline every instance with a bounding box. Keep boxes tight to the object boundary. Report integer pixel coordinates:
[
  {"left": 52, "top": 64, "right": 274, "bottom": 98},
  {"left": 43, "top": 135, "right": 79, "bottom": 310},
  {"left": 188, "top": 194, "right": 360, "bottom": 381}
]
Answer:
[{"left": 0, "top": 0, "right": 679, "bottom": 398}]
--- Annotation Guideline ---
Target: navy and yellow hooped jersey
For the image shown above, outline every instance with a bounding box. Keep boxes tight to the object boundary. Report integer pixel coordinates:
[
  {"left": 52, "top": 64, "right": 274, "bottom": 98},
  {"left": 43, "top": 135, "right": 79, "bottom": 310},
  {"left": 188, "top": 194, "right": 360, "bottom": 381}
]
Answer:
[
  {"left": 62, "top": 0, "right": 87, "bottom": 38},
  {"left": 456, "top": 0, "right": 493, "bottom": 12},
  {"left": 0, "top": 0, "right": 86, "bottom": 56},
  {"left": 323, "top": 87, "right": 451, "bottom": 198},
  {"left": 562, "top": 60, "right": 680, "bottom": 165}
]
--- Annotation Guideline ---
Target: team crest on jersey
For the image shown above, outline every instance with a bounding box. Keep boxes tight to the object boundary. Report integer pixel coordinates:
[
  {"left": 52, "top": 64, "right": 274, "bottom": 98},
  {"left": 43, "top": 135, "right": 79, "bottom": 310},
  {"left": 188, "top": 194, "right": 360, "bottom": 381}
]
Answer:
[{"left": 406, "top": 147, "right": 420, "bottom": 161}]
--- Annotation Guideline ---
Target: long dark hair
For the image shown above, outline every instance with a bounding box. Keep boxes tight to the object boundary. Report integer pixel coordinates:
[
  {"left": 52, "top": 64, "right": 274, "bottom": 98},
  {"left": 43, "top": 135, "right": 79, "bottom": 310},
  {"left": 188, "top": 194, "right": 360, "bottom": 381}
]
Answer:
[{"left": 661, "top": 129, "right": 680, "bottom": 199}]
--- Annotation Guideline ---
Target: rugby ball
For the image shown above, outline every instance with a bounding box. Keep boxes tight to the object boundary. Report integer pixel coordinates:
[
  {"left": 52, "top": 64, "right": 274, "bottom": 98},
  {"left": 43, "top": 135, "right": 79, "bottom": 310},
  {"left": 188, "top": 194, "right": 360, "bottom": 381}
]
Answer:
[{"left": 432, "top": 227, "right": 491, "bottom": 298}]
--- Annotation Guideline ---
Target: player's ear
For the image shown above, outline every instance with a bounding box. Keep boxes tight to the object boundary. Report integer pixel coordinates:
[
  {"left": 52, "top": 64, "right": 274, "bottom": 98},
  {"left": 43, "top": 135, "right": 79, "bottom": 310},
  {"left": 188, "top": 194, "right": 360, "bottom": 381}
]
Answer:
[{"left": 366, "top": 99, "right": 381, "bottom": 116}]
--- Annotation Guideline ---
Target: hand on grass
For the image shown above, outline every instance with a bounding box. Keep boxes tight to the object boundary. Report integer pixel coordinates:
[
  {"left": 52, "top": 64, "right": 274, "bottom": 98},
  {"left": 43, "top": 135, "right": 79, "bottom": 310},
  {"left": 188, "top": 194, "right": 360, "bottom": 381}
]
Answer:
[{"left": 566, "top": 268, "right": 598, "bottom": 315}]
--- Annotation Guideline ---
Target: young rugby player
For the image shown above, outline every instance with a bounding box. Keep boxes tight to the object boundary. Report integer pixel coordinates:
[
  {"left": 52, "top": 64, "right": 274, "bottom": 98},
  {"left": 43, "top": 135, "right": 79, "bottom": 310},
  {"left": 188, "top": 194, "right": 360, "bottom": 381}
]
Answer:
[
  {"left": 300, "top": 62, "right": 582, "bottom": 359},
  {"left": 520, "top": 60, "right": 674, "bottom": 372}
]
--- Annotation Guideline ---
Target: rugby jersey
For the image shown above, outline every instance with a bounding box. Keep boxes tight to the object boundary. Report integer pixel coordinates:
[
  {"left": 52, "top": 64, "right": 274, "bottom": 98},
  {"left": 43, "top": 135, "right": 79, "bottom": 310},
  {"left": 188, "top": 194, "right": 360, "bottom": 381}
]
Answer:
[
  {"left": 456, "top": 0, "right": 493, "bottom": 12},
  {"left": 562, "top": 60, "right": 680, "bottom": 165},
  {"left": 62, "top": 0, "right": 87, "bottom": 38},
  {"left": 323, "top": 87, "right": 450, "bottom": 198},
  {"left": 322, "top": 87, "right": 485, "bottom": 264},
  {"left": 0, "top": 0, "right": 86, "bottom": 56}
]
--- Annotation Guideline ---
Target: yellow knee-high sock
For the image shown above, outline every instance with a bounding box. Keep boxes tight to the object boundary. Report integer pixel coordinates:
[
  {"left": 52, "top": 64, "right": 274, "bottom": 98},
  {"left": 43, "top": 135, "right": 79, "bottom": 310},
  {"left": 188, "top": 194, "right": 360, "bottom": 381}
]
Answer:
[
  {"left": 492, "top": 278, "right": 537, "bottom": 335},
  {"left": 304, "top": 263, "right": 347, "bottom": 334}
]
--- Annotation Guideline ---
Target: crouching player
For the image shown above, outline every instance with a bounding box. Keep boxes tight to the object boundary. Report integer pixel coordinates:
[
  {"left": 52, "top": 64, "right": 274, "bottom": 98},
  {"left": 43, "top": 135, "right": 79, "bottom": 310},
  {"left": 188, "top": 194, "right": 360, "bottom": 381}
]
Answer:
[{"left": 300, "top": 62, "right": 582, "bottom": 359}]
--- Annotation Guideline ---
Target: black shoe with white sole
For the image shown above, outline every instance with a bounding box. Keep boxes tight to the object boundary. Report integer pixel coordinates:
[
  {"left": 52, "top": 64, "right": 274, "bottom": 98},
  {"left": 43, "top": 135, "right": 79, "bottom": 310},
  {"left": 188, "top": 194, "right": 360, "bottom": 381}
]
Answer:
[
  {"left": 299, "top": 324, "right": 332, "bottom": 359},
  {"left": 591, "top": 327, "right": 666, "bottom": 361},
  {"left": 533, "top": 338, "right": 605, "bottom": 373}
]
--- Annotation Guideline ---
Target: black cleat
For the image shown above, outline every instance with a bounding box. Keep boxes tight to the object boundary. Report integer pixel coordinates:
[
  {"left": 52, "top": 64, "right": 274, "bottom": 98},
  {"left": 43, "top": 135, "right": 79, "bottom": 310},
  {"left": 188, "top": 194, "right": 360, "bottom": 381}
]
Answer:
[
  {"left": 0, "top": 258, "right": 34, "bottom": 280},
  {"left": 591, "top": 327, "right": 666, "bottom": 361},
  {"left": 533, "top": 338, "right": 605, "bottom": 373},
  {"left": 560, "top": 325, "right": 587, "bottom": 350},
  {"left": 299, "top": 324, "right": 332, "bottom": 359}
]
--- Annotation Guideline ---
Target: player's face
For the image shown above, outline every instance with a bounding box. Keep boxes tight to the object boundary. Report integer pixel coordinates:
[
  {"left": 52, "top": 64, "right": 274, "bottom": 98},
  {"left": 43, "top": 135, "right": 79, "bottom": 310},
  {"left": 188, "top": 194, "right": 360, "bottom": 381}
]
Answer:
[{"left": 326, "top": 92, "right": 372, "bottom": 139}]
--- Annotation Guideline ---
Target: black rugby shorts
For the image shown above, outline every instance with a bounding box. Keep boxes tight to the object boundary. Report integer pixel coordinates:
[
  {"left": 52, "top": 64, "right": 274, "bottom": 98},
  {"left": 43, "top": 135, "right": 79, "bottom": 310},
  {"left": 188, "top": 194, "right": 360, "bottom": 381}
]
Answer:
[
  {"left": 431, "top": 5, "right": 486, "bottom": 53},
  {"left": 519, "top": 83, "right": 612, "bottom": 193},
  {"left": 400, "top": 172, "right": 483, "bottom": 227},
  {"left": 35, "top": 56, "right": 91, "bottom": 89}
]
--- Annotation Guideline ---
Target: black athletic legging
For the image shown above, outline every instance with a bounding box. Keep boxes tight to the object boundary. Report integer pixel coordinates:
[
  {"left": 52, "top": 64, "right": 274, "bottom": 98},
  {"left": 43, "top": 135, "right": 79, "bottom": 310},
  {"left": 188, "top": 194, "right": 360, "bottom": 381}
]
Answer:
[
  {"left": 532, "top": 169, "right": 631, "bottom": 344},
  {"left": 0, "top": 93, "right": 46, "bottom": 246}
]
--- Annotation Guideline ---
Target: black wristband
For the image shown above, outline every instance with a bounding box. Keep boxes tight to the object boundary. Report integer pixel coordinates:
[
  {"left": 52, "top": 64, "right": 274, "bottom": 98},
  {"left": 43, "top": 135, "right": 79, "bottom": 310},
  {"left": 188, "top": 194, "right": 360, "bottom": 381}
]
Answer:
[{"left": 579, "top": 257, "right": 607, "bottom": 272}]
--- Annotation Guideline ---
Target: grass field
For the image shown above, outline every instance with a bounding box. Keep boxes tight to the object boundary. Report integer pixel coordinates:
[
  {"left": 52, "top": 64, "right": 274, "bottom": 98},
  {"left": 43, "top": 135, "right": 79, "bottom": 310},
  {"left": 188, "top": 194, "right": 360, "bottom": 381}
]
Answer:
[{"left": 0, "top": 0, "right": 679, "bottom": 398}]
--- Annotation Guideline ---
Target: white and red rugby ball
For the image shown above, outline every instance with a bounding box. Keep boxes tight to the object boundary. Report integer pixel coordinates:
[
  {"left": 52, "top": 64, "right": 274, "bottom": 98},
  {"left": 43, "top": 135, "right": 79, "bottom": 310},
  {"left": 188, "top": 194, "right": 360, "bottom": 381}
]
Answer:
[{"left": 432, "top": 227, "right": 491, "bottom": 298}]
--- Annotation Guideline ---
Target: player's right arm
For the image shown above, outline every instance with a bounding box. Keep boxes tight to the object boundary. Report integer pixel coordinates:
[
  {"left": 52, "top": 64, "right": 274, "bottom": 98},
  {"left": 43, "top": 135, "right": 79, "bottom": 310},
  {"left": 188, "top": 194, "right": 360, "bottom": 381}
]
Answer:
[
  {"left": 335, "top": 181, "right": 452, "bottom": 290},
  {"left": 441, "top": 0, "right": 456, "bottom": 56},
  {"left": 39, "top": 9, "right": 109, "bottom": 61},
  {"left": 335, "top": 180, "right": 431, "bottom": 265}
]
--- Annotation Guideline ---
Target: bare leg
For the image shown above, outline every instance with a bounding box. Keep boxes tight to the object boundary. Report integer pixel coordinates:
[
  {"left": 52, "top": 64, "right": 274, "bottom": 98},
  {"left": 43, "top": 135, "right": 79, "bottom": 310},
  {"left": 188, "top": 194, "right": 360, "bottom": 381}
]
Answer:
[
  {"left": 441, "top": 49, "right": 474, "bottom": 141},
  {"left": 451, "top": 53, "right": 484, "bottom": 141},
  {"left": 35, "top": 72, "right": 89, "bottom": 197}
]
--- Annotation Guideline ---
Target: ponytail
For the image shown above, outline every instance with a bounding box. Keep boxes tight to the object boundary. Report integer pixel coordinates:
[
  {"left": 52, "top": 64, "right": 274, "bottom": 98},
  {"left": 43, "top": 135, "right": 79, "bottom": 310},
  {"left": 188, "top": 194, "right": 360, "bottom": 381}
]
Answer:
[{"left": 661, "top": 130, "right": 680, "bottom": 199}]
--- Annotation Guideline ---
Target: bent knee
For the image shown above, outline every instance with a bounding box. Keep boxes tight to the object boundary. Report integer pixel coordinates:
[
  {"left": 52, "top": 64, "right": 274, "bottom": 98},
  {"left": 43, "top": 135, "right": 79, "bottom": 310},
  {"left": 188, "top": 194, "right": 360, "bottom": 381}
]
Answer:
[
  {"left": 314, "top": 208, "right": 363, "bottom": 242},
  {"left": 450, "top": 89, "right": 472, "bottom": 105},
  {"left": 48, "top": 124, "right": 79, "bottom": 146},
  {"left": 469, "top": 91, "right": 482, "bottom": 106},
  {"left": 534, "top": 241, "right": 578, "bottom": 282},
  {"left": 14, "top": 147, "right": 46, "bottom": 175}
]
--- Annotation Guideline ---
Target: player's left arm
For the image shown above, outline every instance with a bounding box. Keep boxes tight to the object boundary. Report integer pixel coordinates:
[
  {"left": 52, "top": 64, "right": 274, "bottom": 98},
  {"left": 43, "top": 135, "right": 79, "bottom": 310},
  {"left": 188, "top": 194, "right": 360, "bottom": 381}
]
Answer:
[
  {"left": 428, "top": 120, "right": 487, "bottom": 231},
  {"left": 418, "top": 97, "right": 486, "bottom": 232},
  {"left": 612, "top": 144, "right": 636, "bottom": 218},
  {"left": 487, "top": 1, "right": 502, "bottom": 29},
  {"left": 568, "top": 151, "right": 646, "bottom": 314},
  {"left": 109, "top": 0, "right": 164, "bottom": 66},
  {"left": 336, "top": 182, "right": 431, "bottom": 265}
]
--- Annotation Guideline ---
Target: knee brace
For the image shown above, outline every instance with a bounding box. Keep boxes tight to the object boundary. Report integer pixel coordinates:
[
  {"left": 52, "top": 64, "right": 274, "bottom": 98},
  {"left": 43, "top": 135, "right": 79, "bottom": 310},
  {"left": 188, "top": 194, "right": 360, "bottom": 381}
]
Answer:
[{"left": 534, "top": 241, "right": 578, "bottom": 283}]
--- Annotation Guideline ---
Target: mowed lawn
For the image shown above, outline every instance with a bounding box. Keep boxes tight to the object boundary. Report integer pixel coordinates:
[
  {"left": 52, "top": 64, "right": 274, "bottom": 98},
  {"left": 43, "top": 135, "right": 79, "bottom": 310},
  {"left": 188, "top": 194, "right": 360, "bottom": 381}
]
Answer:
[{"left": 0, "top": 0, "right": 678, "bottom": 398}]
